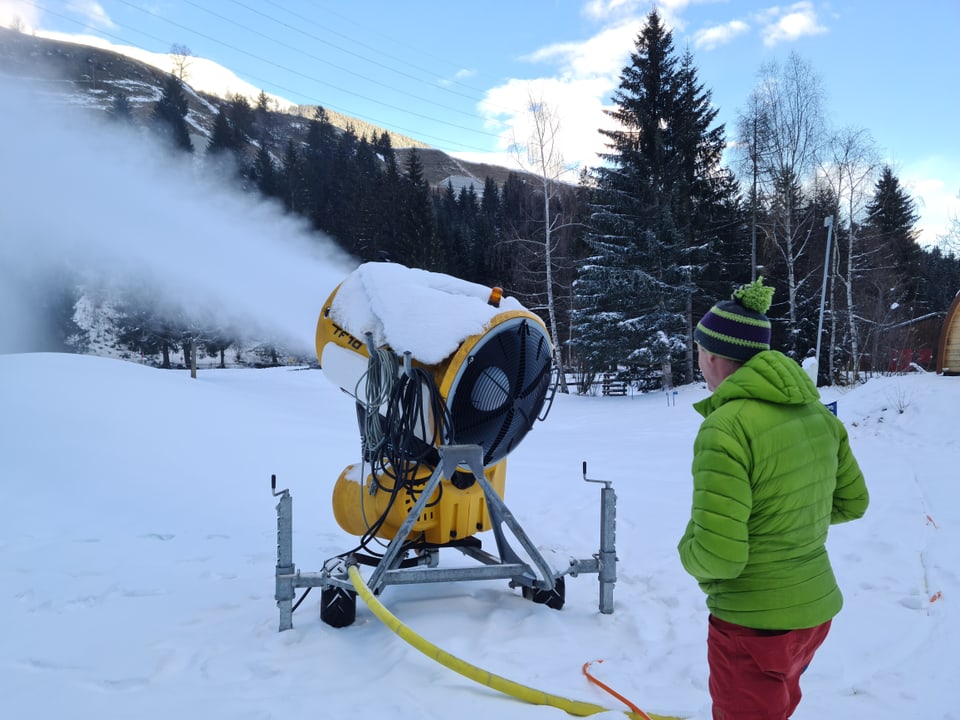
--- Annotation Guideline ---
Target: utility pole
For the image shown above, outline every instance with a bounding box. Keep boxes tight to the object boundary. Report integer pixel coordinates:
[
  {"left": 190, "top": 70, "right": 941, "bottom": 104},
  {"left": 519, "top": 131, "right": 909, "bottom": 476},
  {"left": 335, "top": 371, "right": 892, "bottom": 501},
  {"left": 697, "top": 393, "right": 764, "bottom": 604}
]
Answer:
[{"left": 814, "top": 215, "right": 834, "bottom": 384}]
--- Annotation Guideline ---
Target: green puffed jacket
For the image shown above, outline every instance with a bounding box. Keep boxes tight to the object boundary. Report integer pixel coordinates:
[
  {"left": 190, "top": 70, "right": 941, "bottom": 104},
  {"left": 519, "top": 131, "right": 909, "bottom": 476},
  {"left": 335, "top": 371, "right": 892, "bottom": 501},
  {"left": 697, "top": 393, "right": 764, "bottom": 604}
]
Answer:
[{"left": 678, "top": 350, "right": 869, "bottom": 630}]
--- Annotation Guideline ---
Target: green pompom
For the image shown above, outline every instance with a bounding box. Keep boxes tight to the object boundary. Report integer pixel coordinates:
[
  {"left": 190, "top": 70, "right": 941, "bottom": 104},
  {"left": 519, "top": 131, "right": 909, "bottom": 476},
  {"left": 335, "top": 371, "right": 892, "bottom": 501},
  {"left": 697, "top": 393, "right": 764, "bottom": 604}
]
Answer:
[{"left": 732, "top": 277, "right": 774, "bottom": 314}]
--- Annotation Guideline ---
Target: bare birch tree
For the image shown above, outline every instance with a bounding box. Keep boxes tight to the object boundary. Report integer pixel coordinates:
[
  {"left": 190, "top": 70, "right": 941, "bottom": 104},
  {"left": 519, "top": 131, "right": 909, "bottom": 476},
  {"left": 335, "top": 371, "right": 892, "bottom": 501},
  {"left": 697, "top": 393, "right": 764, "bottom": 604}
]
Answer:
[
  {"left": 169, "top": 44, "right": 193, "bottom": 83},
  {"left": 820, "top": 126, "right": 880, "bottom": 380},
  {"left": 508, "top": 91, "right": 575, "bottom": 392},
  {"left": 744, "top": 53, "right": 826, "bottom": 356}
]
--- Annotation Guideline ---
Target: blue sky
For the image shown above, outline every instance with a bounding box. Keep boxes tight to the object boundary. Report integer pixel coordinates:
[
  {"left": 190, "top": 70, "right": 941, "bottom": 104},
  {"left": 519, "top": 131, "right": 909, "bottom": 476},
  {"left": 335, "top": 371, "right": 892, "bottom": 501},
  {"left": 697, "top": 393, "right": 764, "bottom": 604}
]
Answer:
[{"left": 6, "top": 0, "right": 958, "bottom": 245}]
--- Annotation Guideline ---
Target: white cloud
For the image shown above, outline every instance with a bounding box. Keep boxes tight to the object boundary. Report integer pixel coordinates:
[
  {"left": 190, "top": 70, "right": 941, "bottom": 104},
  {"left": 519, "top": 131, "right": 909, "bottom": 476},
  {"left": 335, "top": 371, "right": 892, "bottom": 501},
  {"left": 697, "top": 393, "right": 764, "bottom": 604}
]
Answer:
[
  {"left": 438, "top": 67, "right": 478, "bottom": 88},
  {"left": 523, "top": 20, "right": 642, "bottom": 79},
  {"left": 65, "top": 1, "right": 116, "bottom": 30},
  {"left": 582, "top": 0, "right": 645, "bottom": 21},
  {"left": 693, "top": 19, "right": 750, "bottom": 50},
  {"left": 0, "top": 0, "right": 39, "bottom": 31},
  {"left": 479, "top": 19, "right": 646, "bottom": 179},
  {"left": 760, "top": 1, "right": 827, "bottom": 46},
  {"left": 900, "top": 164, "right": 960, "bottom": 247},
  {"left": 473, "top": 75, "right": 619, "bottom": 179}
]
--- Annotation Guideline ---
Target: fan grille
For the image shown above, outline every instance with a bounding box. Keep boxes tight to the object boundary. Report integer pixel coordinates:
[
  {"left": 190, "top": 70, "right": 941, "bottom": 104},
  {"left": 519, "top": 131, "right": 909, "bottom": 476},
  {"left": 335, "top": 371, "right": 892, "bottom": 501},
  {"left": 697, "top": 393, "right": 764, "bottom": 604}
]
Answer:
[{"left": 446, "top": 317, "right": 553, "bottom": 466}]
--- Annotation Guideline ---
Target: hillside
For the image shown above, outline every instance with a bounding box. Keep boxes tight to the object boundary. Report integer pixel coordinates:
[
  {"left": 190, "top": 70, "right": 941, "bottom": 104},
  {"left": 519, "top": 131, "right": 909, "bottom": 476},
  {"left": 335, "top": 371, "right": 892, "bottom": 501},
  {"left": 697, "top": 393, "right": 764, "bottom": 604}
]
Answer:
[{"left": 0, "top": 27, "right": 521, "bottom": 188}]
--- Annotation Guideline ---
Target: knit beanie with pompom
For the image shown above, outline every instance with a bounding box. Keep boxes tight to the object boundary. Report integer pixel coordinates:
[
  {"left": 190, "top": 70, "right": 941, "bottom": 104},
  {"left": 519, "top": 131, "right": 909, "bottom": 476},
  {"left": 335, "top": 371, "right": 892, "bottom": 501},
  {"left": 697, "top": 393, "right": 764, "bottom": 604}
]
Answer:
[{"left": 694, "top": 277, "right": 774, "bottom": 363}]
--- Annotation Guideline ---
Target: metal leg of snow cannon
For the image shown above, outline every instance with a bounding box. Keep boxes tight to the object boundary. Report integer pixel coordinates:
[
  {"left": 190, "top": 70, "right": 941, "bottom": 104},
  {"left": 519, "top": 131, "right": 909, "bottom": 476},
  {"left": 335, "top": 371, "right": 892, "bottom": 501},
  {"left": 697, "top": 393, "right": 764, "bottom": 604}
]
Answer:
[
  {"left": 361, "top": 444, "right": 558, "bottom": 599},
  {"left": 582, "top": 462, "right": 617, "bottom": 614},
  {"left": 364, "top": 463, "right": 447, "bottom": 594},
  {"left": 272, "top": 474, "right": 297, "bottom": 632},
  {"left": 439, "top": 444, "right": 557, "bottom": 594}
]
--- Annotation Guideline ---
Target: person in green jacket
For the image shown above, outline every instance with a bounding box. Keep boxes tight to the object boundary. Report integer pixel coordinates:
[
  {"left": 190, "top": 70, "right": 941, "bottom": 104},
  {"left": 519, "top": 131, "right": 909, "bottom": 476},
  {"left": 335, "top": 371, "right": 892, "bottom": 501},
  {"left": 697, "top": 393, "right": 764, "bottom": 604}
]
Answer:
[{"left": 678, "top": 278, "right": 869, "bottom": 720}]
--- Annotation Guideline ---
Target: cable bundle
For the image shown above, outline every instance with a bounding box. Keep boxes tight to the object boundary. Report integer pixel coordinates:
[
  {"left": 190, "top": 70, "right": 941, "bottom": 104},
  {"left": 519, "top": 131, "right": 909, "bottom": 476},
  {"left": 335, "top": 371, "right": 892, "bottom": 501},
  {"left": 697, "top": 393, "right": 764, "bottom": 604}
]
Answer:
[{"left": 346, "top": 350, "right": 455, "bottom": 557}]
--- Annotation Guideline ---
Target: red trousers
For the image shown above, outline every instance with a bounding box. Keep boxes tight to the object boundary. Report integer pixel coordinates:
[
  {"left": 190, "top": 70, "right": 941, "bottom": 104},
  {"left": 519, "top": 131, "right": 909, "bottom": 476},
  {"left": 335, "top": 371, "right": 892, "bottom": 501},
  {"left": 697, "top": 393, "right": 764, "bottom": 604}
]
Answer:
[{"left": 707, "top": 614, "right": 831, "bottom": 720}]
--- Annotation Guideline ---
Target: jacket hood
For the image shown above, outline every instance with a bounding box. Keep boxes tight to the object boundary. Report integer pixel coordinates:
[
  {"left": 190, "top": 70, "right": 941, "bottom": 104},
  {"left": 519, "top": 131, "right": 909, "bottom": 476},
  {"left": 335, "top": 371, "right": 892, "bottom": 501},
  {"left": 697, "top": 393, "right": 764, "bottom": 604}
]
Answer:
[{"left": 695, "top": 350, "right": 820, "bottom": 417}]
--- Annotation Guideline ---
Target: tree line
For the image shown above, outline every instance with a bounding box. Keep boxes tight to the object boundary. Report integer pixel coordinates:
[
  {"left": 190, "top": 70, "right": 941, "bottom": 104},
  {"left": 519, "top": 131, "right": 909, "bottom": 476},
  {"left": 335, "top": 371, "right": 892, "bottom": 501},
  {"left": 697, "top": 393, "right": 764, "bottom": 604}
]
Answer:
[{"left": 86, "top": 13, "right": 960, "bottom": 387}]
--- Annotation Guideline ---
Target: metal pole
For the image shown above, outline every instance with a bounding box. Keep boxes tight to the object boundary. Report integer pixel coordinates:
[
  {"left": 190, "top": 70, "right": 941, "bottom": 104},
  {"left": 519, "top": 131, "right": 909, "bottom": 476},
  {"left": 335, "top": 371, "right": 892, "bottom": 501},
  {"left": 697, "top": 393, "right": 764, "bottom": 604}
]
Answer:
[
  {"left": 597, "top": 484, "right": 617, "bottom": 614},
  {"left": 582, "top": 462, "right": 617, "bottom": 614},
  {"left": 273, "top": 475, "right": 296, "bottom": 631},
  {"left": 815, "top": 216, "right": 834, "bottom": 384}
]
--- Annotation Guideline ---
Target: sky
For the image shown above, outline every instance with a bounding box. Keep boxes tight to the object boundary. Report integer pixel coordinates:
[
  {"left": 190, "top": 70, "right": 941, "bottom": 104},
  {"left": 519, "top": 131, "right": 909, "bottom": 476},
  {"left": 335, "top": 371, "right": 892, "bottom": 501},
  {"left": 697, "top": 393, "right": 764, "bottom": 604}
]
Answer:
[
  {"left": 1, "top": 349, "right": 956, "bottom": 720},
  {"left": 2, "top": 0, "right": 958, "bottom": 247}
]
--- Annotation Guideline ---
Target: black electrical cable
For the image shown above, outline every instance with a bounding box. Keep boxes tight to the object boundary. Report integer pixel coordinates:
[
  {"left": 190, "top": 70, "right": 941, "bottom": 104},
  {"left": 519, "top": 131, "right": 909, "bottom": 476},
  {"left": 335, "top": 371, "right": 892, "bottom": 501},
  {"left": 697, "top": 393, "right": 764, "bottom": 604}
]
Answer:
[
  {"left": 291, "top": 587, "right": 311, "bottom": 612},
  {"left": 332, "top": 363, "right": 457, "bottom": 564}
]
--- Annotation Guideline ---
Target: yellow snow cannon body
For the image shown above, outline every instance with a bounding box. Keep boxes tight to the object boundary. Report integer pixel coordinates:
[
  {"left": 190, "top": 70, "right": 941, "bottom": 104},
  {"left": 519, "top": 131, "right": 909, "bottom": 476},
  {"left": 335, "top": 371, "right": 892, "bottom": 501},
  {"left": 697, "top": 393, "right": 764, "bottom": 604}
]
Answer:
[{"left": 315, "top": 262, "right": 554, "bottom": 546}]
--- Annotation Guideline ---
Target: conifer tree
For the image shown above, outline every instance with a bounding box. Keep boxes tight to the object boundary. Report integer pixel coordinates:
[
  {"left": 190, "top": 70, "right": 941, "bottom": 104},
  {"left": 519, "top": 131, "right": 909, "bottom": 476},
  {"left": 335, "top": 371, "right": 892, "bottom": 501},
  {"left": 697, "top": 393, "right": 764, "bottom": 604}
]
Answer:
[
  {"left": 858, "top": 166, "right": 924, "bottom": 367},
  {"left": 372, "top": 132, "right": 403, "bottom": 262},
  {"left": 864, "top": 166, "right": 921, "bottom": 292},
  {"left": 251, "top": 144, "right": 277, "bottom": 197},
  {"left": 151, "top": 73, "right": 193, "bottom": 153},
  {"left": 206, "top": 107, "right": 236, "bottom": 156},
  {"left": 280, "top": 138, "right": 308, "bottom": 214},
  {"left": 304, "top": 106, "right": 338, "bottom": 233},
  {"left": 572, "top": 10, "right": 737, "bottom": 388},
  {"left": 397, "top": 149, "right": 435, "bottom": 269},
  {"left": 107, "top": 93, "right": 133, "bottom": 123}
]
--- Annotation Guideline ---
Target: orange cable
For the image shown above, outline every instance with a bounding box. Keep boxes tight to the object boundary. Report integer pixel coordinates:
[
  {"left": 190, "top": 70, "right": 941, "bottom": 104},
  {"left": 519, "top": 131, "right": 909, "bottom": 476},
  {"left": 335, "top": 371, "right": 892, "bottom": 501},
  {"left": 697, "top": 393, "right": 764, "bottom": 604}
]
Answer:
[{"left": 582, "top": 659, "right": 652, "bottom": 720}]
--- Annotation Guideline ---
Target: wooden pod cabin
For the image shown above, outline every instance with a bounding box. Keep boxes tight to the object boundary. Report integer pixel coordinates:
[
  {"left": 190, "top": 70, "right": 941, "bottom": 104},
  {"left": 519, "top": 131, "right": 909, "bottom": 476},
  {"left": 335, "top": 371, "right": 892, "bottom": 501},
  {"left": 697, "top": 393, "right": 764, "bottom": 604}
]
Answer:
[{"left": 937, "top": 292, "right": 960, "bottom": 375}]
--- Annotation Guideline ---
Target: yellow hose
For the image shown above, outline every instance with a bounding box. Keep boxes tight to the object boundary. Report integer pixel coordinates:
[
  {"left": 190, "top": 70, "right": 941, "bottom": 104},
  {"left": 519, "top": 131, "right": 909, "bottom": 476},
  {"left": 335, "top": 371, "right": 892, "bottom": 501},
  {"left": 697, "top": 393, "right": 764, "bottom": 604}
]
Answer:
[{"left": 346, "top": 565, "right": 683, "bottom": 720}]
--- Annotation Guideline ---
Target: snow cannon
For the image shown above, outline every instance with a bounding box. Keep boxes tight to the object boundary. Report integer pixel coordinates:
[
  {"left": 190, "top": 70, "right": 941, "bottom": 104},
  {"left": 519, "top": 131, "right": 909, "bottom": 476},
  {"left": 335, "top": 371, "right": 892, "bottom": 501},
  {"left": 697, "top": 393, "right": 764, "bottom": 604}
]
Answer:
[
  {"left": 271, "top": 262, "right": 618, "bottom": 632},
  {"left": 315, "top": 262, "right": 554, "bottom": 546}
]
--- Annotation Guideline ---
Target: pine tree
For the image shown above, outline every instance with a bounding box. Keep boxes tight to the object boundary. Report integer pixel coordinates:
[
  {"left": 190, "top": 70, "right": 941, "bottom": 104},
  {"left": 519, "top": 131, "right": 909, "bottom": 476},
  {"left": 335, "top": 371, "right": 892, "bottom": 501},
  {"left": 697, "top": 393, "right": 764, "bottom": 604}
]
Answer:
[
  {"left": 572, "top": 10, "right": 737, "bottom": 388},
  {"left": 107, "top": 93, "right": 133, "bottom": 123},
  {"left": 227, "top": 94, "right": 255, "bottom": 145},
  {"left": 373, "top": 132, "right": 403, "bottom": 262},
  {"left": 858, "top": 166, "right": 924, "bottom": 368},
  {"left": 251, "top": 144, "right": 277, "bottom": 197},
  {"left": 151, "top": 73, "right": 193, "bottom": 153},
  {"left": 397, "top": 149, "right": 435, "bottom": 269},
  {"left": 206, "top": 106, "right": 236, "bottom": 156},
  {"left": 863, "top": 166, "right": 921, "bottom": 295},
  {"left": 280, "top": 138, "right": 308, "bottom": 214},
  {"left": 473, "top": 177, "right": 502, "bottom": 287},
  {"left": 303, "top": 106, "right": 338, "bottom": 233}
]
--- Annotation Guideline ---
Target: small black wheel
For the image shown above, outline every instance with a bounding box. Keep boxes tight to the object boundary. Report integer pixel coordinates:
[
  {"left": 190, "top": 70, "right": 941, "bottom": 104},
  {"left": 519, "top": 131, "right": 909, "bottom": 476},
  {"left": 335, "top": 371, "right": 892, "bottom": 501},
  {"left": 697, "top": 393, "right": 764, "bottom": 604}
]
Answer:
[
  {"left": 320, "top": 586, "right": 357, "bottom": 627},
  {"left": 521, "top": 576, "right": 565, "bottom": 610}
]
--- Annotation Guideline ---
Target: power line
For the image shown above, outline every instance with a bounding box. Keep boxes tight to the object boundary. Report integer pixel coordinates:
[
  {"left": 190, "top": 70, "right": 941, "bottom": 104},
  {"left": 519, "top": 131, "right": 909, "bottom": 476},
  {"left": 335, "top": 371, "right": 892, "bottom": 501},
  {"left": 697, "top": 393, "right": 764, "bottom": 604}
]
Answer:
[
  {"left": 250, "top": 0, "right": 523, "bottom": 116},
  {"left": 109, "top": 0, "right": 500, "bottom": 139},
  {"left": 26, "top": 0, "right": 512, "bottom": 153},
  {"left": 184, "top": 0, "right": 496, "bottom": 124}
]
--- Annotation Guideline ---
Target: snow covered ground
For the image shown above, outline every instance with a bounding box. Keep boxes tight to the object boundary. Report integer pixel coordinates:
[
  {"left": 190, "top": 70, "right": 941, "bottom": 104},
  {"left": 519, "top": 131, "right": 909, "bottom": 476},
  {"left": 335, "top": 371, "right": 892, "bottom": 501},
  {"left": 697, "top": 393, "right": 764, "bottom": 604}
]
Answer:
[{"left": 2, "top": 353, "right": 956, "bottom": 720}]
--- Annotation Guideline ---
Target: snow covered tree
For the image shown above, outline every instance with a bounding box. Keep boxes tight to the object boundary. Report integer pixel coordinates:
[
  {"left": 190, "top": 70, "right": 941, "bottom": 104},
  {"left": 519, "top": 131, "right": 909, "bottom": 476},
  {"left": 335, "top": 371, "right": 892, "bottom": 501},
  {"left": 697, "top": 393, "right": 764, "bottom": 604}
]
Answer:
[{"left": 572, "top": 10, "right": 738, "bottom": 389}]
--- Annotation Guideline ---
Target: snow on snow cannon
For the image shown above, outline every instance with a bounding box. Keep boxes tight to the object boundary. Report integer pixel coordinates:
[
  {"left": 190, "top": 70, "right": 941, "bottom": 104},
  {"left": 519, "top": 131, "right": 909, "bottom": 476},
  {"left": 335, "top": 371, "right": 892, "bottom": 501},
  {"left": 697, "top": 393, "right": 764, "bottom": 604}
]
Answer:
[{"left": 315, "top": 262, "right": 554, "bottom": 546}]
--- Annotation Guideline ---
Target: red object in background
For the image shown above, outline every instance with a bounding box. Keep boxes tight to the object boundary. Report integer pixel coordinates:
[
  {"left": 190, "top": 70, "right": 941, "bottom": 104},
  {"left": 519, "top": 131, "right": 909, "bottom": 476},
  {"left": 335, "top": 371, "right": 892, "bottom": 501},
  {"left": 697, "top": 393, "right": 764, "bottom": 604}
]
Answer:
[
  {"left": 888, "top": 348, "right": 934, "bottom": 372},
  {"left": 889, "top": 348, "right": 913, "bottom": 372}
]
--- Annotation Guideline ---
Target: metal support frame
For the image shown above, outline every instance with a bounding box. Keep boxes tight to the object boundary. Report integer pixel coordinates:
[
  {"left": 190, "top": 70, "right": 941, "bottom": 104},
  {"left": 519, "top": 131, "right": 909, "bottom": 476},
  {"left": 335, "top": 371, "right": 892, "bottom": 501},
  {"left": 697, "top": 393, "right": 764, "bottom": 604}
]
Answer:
[
  {"left": 273, "top": 446, "right": 618, "bottom": 630},
  {"left": 582, "top": 462, "right": 617, "bottom": 614},
  {"left": 272, "top": 474, "right": 297, "bottom": 631}
]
